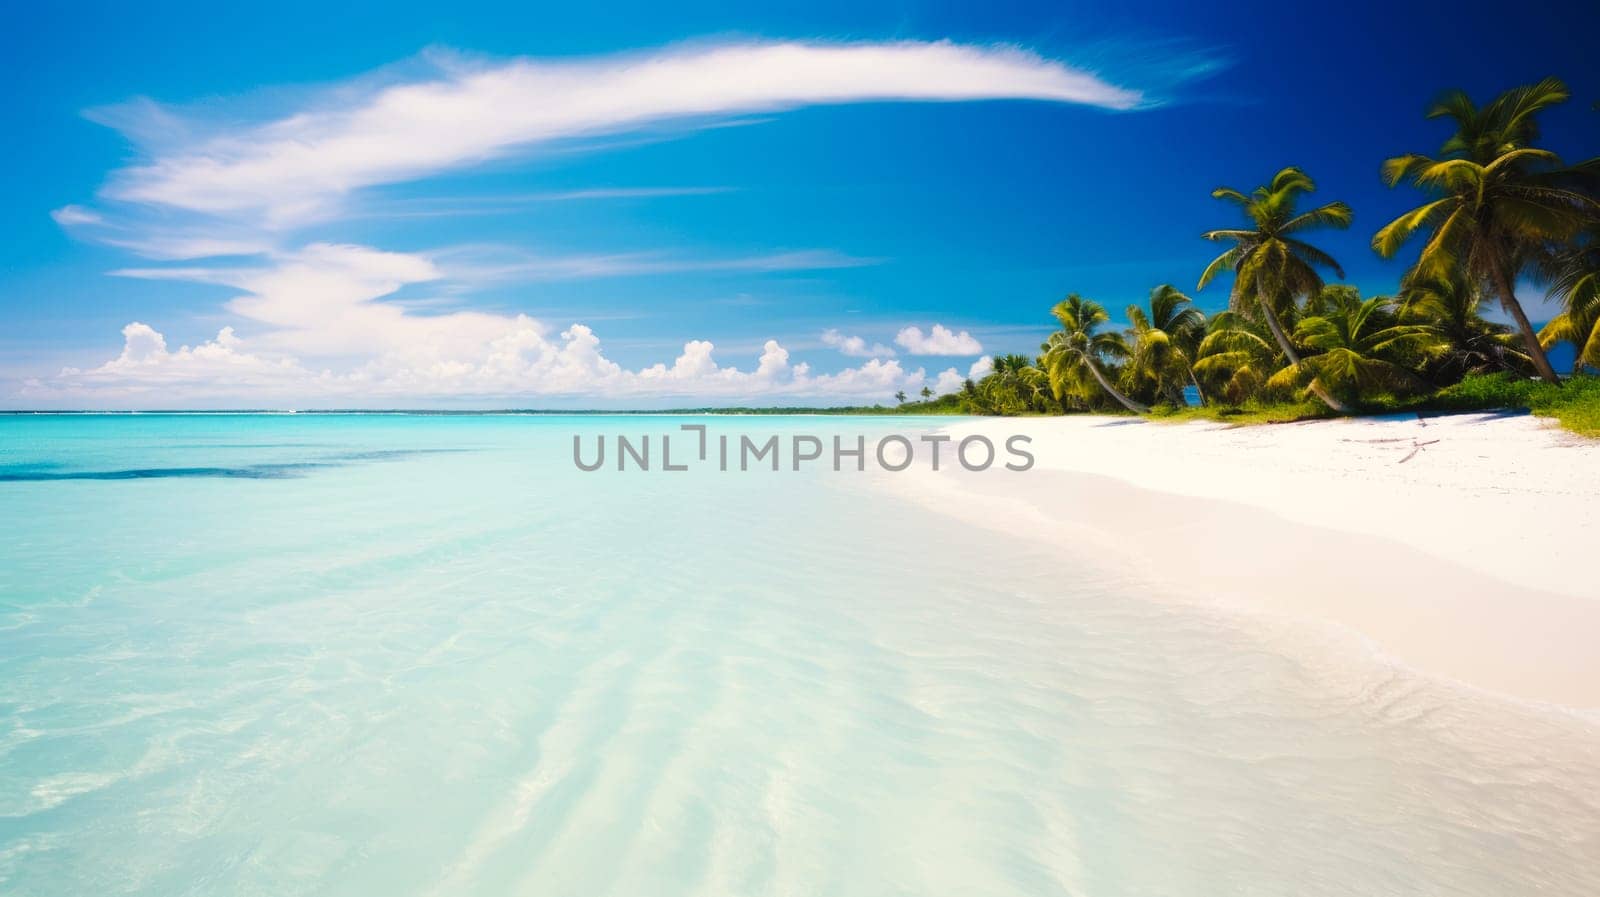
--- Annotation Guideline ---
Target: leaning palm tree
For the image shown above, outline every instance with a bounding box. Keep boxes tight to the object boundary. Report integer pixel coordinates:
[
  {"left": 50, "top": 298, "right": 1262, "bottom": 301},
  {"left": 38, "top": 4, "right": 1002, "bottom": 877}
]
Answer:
[
  {"left": 1198, "top": 167, "right": 1355, "bottom": 411},
  {"left": 1373, "top": 77, "right": 1598, "bottom": 383},
  {"left": 1042, "top": 294, "right": 1148, "bottom": 414},
  {"left": 894, "top": 390, "right": 907, "bottom": 405},
  {"left": 1124, "top": 284, "right": 1208, "bottom": 406},
  {"left": 1268, "top": 294, "right": 1441, "bottom": 402},
  {"left": 1538, "top": 234, "right": 1600, "bottom": 373}
]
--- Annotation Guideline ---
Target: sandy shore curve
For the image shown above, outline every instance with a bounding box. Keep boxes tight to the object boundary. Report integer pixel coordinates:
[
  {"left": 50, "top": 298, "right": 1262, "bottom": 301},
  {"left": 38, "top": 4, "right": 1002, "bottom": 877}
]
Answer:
[{"left": 876, "top": 412, "right": 1600, "bottom": 710}]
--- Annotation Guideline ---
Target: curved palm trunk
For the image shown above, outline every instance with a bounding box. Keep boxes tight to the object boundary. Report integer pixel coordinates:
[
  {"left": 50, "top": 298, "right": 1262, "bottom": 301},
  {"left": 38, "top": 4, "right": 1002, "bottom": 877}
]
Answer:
[
  {"left": 1083, "top": 356, "right": 1150, "bottom": 414},
  {"left": 1260, "top": 298, "right": 1351, "bottom": 412},
  {"left": 1187, "top": 367, "right": 1208, "bottom": 406},
  {"left": 1490, "top": 264, "right": 1561, "bottom": 384}
]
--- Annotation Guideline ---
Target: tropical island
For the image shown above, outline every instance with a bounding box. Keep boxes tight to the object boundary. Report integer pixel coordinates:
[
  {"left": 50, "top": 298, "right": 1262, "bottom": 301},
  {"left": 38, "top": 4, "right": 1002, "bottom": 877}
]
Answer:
[{"left": 884, "top": 78, "right": 1600, "bottom": 437}]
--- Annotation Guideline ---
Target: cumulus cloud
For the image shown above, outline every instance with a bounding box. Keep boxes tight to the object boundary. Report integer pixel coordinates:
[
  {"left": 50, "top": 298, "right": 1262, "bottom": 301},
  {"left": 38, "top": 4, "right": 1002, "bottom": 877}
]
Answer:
[
  {"left": 29, "top": 319, "right": 943, "bottom": 406},
  {"left": 47, "top": 323, "right": 316, "bottom": 399},
  {"left": 820, "top": 328, "right": 896, "bottom": 358},
  {"left": 26, "top": 245, "right": 946, "bottom": 406},
  {"left": 26, "top": 245, "right": 986, "bottom": 404},
  {"left": 928, "top": 355, "right": 996, "bottom": 396},
  {"left": 894, "top": 324, "right": 984, "bottom": 355},
  {"left": 112, "top": 243, "right": 464, "bottom": 360},
  {"left": 96, "top": 40, "right": 1142, "bottom": 224}
]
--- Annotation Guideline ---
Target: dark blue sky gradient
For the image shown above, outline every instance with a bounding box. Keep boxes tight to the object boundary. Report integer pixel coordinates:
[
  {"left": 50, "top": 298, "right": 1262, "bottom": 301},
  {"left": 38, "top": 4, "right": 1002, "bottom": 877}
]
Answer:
[{"left": 2, "top": 0, "right": 1596, "bottom": 379}]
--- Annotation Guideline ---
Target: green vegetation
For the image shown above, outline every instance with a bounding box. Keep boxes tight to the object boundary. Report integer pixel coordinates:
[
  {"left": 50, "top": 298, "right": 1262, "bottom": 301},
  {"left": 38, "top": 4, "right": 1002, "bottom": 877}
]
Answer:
[
  {"left": 1145, "top": 373, "right": 1600, "bottom": 437},
  {"left": 1374, "top": 77, "right": 1592, "bottom": 383},
  {"left": 1425, "top": 372, "right": 1600, "bottom": 437},
  {"left": 1200, "top": 166, "right": 1355, "bottom": 411},
  {"left": 941, "top": 78, "right": 1600, "bottom": 438}
]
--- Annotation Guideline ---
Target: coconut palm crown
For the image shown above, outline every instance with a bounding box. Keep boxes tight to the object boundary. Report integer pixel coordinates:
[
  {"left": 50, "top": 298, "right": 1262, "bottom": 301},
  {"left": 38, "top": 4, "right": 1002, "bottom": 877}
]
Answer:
[
  {"left": 1268, "top": 293, "right": 1441, "bottom": 401},
  {"left": 1199, "top": 166, "right": 1354, "bottom": 410},
  {"left": 1124, "top": 284, "right": 1208, "bottom": 406},
  {"left": 1373, "top": 77, "right": 1599, "bottom": 383},
  {"left": 1042, "top": 294, "right": 1149, "bottom": 414}
]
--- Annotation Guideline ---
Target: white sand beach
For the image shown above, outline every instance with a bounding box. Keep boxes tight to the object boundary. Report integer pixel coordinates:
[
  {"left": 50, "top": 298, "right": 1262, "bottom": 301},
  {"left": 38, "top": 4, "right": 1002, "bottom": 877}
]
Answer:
[{"left": 881, "top": 412, "right": 1600, "bottom": 710}]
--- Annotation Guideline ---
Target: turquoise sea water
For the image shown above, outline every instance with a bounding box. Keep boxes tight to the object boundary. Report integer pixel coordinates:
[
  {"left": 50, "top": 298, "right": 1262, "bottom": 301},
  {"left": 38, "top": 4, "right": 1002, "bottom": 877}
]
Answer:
[{"left": 2, "top": 414, "right": 1597, "bottom": 896}]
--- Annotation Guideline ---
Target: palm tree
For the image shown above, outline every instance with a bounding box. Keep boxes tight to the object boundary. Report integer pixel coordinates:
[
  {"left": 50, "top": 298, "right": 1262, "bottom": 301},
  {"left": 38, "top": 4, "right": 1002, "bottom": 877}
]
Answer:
[
  {"left": 1199, "top": 167, "right": 1355, "bottom": 411},
  {"left": 1267, "top": 292, "right": 1441, "bottom": 402},
  {"left": 1373, "top": 77, "right": 1599, "bottom": 383},
  {"left": 1124, "top": 284, "right": 1208, "bottom": 406},
  {"left": 1398, "top": 272, "right": 1529, "bottom": 380},
  {"left": 919, "top": 386, "right": 934, "bottom": 401},
  {"left": 1007, "top": 356, "right": 1054, "bottom": 413},
  {"left": 894, "top": 390, "right": 907, "bottom": 405},
  {"left": 959, "top": 377, "right": 985, "bottom": 412},
  {"left": 1042, "top": 294, "right": 1149, "bottom": 414},
  {"left": 1304, "top": 283, "right": 1362, "bottom": 318},
  {"left": 1194, "top": 311, "right": 1282, "bottom": 404},
  {"left": 1428, "top": 79, "right": 1563, "bottom": 165},
  {"left": 978, "top": 354, "right": 1053, "bottom": 415},
  {"left": 1539, "top": 234, "right": 1600, "bottom": 373},
  {"left": 975, "top": 359, "right": 1015, "bottom": 414}
]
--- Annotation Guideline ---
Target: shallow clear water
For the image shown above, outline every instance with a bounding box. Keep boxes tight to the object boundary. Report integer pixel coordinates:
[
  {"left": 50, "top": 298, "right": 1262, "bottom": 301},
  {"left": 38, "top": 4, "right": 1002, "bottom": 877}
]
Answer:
[{"left": 2, "top": 414, "right": 1597, "bottom": 896}]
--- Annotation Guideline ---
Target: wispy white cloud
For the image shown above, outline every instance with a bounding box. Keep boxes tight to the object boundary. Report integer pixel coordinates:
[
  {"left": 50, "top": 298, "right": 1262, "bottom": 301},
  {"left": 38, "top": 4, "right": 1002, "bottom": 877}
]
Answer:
[
  {"left": 820, "top": 328, "right": 896, "bottom": 358},
  {"left": 49, "top": 205, "right": 104, "bottom": 226},
  {"left": 95, "top": 40, "right": 1143, "bottom": 225},
  {"left": 32, "top": 37, "right": 1162, "bottom": 405},
  {"left": 894, "top": 324, "right": 984, "bottom": 355},
  {"left": 351, "top": 186, "right": 734, "bottom": 220},
  {"left": 434, "top": 246, "right": 879, "bottom": 284},
  {"left": 525, "top": 186, "right": 731, "bottom": 201},
  {"left": 51, "top": 203, "right": 275, "bottom": 260}
]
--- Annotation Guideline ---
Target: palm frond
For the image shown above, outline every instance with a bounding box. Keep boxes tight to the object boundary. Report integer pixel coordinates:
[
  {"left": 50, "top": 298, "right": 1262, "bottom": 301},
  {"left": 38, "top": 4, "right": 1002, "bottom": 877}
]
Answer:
[
  {"left": 1372, "top": 197, "right": 1456, "bottom": 258},
  {"left": 1197, "top": 246, "right": 1242, "bottom": 290},
  {"left": 1200, "top": 229, "right": 1258, "bottom": 242},
  {"left": 1269, "top": 167, "right": 1315, "bottom": 195},
  {"left": 1381, "top": 154, "right": 1436, "bottom": 187},
  {"left": 1283, "top": 201, "right": 1354, "bottom": 234},
  {"left": 1283, "top": 237, "right": 1346, "bottom": 278}
]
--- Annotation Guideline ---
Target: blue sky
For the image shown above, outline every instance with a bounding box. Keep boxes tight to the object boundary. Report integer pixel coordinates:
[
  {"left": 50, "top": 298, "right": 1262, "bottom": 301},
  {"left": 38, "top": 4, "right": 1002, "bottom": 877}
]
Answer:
[{"left": 2, "top": 0, "right": 1596, "bottom": 407}]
